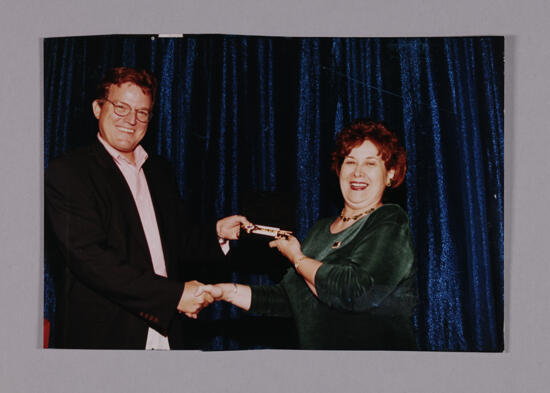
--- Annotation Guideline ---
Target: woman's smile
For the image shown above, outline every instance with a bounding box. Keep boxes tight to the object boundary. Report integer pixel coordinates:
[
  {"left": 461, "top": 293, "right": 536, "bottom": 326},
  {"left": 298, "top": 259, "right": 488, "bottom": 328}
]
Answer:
[
  {"left": 349, "top": 181, "right": 368, "bottom": 191},
  {"left": 339, "top": 140, "right": 394, "bottom": 214}
]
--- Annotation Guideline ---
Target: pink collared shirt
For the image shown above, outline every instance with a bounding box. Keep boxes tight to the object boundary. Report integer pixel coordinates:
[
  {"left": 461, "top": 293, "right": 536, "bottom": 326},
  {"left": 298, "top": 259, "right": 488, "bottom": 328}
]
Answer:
[{"left": 97, "top": 134, "right": 171, "bottom": 350}]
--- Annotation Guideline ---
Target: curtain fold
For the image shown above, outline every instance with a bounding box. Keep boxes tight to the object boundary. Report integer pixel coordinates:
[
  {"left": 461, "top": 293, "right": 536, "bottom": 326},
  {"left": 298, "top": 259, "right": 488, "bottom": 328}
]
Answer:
[
  {"left": 295, "top": 38, "right": 322, "bottom": 240},
  {"left": 44, "top": 35, "right": 504, "bottom": 351}
]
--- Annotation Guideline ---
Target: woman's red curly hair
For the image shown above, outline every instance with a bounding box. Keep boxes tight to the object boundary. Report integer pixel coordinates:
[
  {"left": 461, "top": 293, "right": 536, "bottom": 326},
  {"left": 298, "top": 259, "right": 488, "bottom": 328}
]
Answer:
[{"left": 331, "top": 119, "right": 407, "bottom": 188}]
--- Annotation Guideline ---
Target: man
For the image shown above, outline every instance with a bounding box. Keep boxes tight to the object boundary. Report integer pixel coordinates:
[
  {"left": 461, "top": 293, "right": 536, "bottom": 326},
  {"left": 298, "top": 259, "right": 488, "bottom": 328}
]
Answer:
[{"left": 45, "top": 67, "right": 247, "bottom": 349}]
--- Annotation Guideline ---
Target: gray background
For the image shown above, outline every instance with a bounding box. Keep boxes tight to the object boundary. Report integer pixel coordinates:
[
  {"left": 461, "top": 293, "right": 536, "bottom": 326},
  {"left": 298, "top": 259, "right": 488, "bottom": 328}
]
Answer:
[{"left": 1, "top": 0, "right": 548, "bottom": 392}]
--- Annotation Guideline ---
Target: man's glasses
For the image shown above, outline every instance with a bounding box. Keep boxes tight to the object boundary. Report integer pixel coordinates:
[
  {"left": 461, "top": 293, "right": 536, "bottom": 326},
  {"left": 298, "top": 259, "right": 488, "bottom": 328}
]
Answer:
[{"left": 102, "top": 98, "right": 152, "bottom": 123}]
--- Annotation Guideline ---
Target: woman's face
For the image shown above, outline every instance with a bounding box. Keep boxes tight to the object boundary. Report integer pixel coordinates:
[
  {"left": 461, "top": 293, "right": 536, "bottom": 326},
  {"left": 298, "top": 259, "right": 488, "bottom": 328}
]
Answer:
[{"left": 339, "top": 140, "right": 395, "bottom": 212}]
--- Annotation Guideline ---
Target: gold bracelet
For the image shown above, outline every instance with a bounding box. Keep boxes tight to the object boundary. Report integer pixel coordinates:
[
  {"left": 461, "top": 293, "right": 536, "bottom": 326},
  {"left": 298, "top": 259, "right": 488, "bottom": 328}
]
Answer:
[{"left": 294, "top": 255, "right": 307, "bottom": 271}]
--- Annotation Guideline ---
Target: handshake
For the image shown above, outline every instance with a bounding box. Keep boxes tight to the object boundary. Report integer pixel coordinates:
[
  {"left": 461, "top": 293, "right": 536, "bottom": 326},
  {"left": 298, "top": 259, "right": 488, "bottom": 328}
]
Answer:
[
  {"left": 175, "top": 215, "right": 295, "bottom": 319},
  {"left": 176, "top": 280, "right": 225, "bottom": 319},
  {"left": 177, "top": 280, "right": 252, "bottom": 319}
]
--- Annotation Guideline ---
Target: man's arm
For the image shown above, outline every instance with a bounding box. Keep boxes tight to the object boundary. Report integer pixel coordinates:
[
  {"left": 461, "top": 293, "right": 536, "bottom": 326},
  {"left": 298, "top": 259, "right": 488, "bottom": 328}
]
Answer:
[{"left": 45, "top": 158, "right": 208, "bottom": 334}]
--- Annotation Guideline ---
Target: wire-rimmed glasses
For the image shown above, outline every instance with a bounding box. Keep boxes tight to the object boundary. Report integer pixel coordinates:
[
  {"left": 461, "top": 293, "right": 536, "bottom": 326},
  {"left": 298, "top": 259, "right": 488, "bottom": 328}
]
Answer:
[{"left": 102, "top": 98, "right": 152, "bottom": 123}]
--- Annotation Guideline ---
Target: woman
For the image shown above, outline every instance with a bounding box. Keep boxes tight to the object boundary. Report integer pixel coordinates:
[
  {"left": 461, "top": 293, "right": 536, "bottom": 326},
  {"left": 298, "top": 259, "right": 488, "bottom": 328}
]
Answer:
[{"left": 210, "top": 119, "right": 417, "bottom": 350}]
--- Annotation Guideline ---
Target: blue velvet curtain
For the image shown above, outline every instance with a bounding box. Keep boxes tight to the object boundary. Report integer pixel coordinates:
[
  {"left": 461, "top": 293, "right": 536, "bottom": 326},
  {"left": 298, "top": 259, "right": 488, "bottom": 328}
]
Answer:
[{"left": 44, "top": 35, "right": 504, "bottom": 351}]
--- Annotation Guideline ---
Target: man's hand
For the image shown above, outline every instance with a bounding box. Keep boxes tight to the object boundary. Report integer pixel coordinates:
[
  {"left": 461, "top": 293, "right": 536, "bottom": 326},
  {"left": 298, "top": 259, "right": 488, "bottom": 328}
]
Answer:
[
  {"left": 177, "top": 280, "right": 218, "bottom": 319},
  {"left": 216, "top": 215, "right": 252, "bottom": 241},
  {"left": 196, "top": 283, "right": 252, "bottom": 312},
  {"left": 195, "top": 284, "right": 224, "bottom": 300}
]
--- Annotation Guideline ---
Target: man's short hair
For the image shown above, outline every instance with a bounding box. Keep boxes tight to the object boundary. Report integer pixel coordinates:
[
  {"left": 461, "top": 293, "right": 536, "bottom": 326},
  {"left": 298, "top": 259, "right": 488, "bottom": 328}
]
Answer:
[{"left": 96, "top": 67, "right": 158, "bottom": 107}]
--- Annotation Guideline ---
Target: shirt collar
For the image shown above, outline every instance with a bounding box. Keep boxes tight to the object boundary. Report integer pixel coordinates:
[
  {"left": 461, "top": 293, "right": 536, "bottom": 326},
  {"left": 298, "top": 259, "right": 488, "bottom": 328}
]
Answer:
[{"left": 97, "top": 133, "right": 148, "bottom": 169}]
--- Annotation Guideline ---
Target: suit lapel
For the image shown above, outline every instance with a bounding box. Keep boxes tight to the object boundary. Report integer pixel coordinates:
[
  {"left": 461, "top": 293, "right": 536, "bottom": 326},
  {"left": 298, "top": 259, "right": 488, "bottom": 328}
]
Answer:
[
  {"left": 142, "top": 159, "right": 178, "bottom": 278},
  {"left": 90, "top": 142, "right": 153, "bottom": 269}
]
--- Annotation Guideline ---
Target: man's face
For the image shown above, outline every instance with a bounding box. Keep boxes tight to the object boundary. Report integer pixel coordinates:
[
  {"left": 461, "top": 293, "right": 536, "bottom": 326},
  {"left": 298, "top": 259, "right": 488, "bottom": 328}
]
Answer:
[{"left": 92, "top": 82, "right": 152, "bottom": 161}]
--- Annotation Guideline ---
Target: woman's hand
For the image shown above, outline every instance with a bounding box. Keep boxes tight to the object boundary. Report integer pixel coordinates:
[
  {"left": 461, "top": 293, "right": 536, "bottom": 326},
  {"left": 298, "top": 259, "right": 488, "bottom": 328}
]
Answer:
[
  {"left": 270, "top": 236, "right": 322, "bottom": 297},
  {"left": 192, "top": 283, "right": 252, "bottom": 314},
  {"left": 268, "top": 235, "right": 304, "bottom": 264},
  {"left": 178, "top": 281, "right": 222, "bottom": 319}
]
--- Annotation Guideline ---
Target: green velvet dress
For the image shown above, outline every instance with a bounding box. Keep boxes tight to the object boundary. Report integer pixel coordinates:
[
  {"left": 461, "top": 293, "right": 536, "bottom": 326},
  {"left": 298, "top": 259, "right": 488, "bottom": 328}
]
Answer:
[{"left": 249, "top": 204, "right": 417, "bottom": 350}]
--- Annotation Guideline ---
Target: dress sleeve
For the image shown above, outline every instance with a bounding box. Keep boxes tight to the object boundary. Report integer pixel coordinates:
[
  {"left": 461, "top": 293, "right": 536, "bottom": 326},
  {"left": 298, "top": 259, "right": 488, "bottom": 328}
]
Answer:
[
  {"left": 45, "top": 159, "right": 185, "bottom": 335},
  {"left": 248, "top": 279, "right": 293, "bottom": 318},
  {"left": 314, "top": 210, "right": 414, "bottom": 312}
]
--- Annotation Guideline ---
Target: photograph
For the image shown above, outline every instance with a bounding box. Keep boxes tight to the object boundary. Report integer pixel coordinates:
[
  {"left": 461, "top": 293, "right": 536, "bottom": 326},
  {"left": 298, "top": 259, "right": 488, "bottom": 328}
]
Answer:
[{"left": 43, "top": 34, "right": 504, "bottom": 352}]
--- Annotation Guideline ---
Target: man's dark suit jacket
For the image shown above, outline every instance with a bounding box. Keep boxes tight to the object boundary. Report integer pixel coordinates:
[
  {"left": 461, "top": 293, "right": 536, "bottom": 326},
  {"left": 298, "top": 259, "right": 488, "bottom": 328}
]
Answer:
[{"left": 45, "top": 141, "right": 223, "bottom": 349}]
